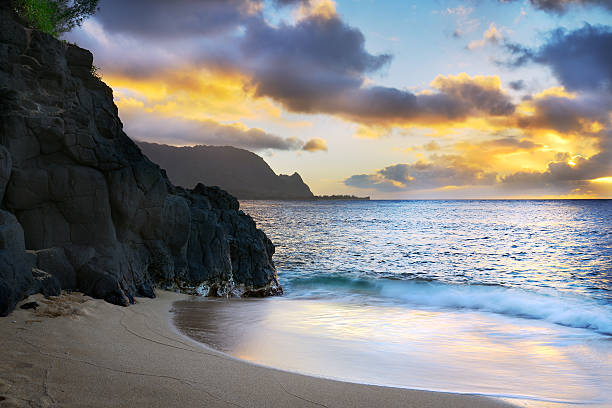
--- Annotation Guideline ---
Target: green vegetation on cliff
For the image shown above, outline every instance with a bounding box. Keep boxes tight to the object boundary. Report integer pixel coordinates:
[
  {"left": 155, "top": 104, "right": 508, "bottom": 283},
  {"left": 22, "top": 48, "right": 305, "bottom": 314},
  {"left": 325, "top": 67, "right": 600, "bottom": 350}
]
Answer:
[{"left": 13, "top": 0, "right": 98, "bottom": 37}]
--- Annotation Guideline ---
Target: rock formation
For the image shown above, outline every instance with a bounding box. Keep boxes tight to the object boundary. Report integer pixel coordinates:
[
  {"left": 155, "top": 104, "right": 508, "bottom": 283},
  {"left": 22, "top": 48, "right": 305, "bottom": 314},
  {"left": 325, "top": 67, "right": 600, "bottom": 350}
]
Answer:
[
  {"left": 0, "top": 5, "right": 281, "bottom": 316},
  {"left": 137, "top": 142, "right": 315, "bottom": 200}
]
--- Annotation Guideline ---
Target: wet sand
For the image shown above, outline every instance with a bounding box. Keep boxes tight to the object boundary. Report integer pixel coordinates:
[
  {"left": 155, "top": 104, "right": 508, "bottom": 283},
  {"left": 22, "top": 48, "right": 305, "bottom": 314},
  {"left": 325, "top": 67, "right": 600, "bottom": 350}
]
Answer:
[
  {"left": 173, "top": 297, "right": 612, "bottom": 407},
  {"left": 0, "top": 290, "right": 515, "bottom": 407}
]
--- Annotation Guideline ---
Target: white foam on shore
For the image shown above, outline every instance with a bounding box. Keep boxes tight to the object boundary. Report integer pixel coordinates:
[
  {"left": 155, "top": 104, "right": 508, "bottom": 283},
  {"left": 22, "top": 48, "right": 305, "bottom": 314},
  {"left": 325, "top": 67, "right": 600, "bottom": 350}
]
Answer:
[
  {"left": 287, "top": 276, "right": 612, "bottom": 335},
  {"left": 378, "top": 280, "right": 612, "bottom": 335},
  {"left": 173, "top": 296, "right": 612, "bottom": 406}
]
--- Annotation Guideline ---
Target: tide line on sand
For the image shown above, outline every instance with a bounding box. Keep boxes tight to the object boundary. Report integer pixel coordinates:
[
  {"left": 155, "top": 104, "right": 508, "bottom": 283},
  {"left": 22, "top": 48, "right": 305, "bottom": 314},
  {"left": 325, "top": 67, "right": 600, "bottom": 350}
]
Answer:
[{"left": 0, "top": 290, "right": 515, "bottom": 408}]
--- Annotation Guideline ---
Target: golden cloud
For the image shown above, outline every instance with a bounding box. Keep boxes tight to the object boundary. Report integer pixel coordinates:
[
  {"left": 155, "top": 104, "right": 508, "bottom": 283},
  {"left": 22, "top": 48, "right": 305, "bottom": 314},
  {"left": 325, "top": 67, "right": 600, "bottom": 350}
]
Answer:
[
  {"left": 106, "top": 68, "right": 283, "bottom": 123},
  {"left": 297, "top": 0, "right": 338, "bottom": 20},
  {"left": 467, "top": 23, "right": 504, "bottom": 50}
]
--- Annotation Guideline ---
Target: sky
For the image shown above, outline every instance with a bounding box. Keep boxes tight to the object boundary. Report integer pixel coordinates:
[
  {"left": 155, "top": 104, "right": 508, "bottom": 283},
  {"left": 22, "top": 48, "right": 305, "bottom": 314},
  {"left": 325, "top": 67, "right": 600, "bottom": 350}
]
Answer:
[{"left": 66, "top": 0, "right": 612, "bottom": 198}]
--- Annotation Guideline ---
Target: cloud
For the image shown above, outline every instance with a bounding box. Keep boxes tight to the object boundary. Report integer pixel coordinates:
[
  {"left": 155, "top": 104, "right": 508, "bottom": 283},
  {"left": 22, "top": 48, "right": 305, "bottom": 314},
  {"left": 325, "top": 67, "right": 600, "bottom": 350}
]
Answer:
[
  {"left": 302, "top": 137, "right": 328, "bottom": 152},
  {"left": 477, "top": 137, "right": 543, "bottom": 151},
  {"left": 429, "top": 74, "right": 515, "bottom": 116},
  {"left": 450, "top": 135, "right": 548, "bottom": 171},
  {"left": 514, "top": 7, "right": 528, "bottom": 23},
  {"left": 274, "top": 0, "right": 307, "bottom": 5},
  {"left": 119, "top": 106, "right": 308, "bottom": 151},
  {"left": 345, "top": 120, "right": 612, "bottom": 195},
  {"left": 281, "top": 73, "right": 516, "bottom": 126},
  {"left": 504, "top": 24, "right": 612, "bottom": 93},
  {"left": 502, "top": 137, "right": 612, "bottom": 190},
  {"left": 66, "top": 2, "right": 519, "bottom": 129},
  {"left": 467, "top": 23, "right": 504, "bottom": 50},
  {"left": 442, "top": 6, "right": 480, "bottom": 38},
  {"left": 507, "top": 0, "right": 612, "bottom": 14},
  {"left": 509, "top": 80, "right": 526, "bottom": 90},
  {"left": 346, "top": 136, "right": 612, "bottom": 195},
  {"left": 94, "top": 0, "right": 258, "bottom": 38},
  {"left": 296, "top": 0, "right": 338, "bottom": 19},
  {"left": 443, "top": 5, "right": 474, "bottom": 15},
  {"left": 238, "top": 14, "right": 392, "bottom": 112},
  {"left": 57, "top": 0, "right": 612, "bottom": 197},
  {"left": 514, "top": 91, "right": 612, "bottom": 134},
  {"left": 83, "top": 0, "right": 392, "bottom": 87},
  {"left": 345, "top": 155, "right": 497, "bottom": 192},
  {"left": 423, "top": 141, "right": 441, "bottom": 151}
]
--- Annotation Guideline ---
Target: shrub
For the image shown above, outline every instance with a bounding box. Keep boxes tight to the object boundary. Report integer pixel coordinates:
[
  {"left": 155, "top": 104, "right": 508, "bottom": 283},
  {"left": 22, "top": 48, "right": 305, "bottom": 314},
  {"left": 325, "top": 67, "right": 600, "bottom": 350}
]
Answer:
[
  {"left": 90, "top": 64, "right": 102, "bottom": 80},
  {"left": 14, "top": 0, "right": 99, "bottom": 37}
]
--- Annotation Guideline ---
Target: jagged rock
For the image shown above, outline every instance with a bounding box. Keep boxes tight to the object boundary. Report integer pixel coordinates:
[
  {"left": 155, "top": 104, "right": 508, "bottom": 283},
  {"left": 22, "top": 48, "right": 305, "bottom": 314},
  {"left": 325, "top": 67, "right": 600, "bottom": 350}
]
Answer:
[
  {"left": 0, "top": 5, "right": 281, "bottom": 315},
  {"left": 29, "top": 268, "right": 61, "bottom": 297},
  {"left": 30, "top": 247, "right": 76, "bottom": 289}
]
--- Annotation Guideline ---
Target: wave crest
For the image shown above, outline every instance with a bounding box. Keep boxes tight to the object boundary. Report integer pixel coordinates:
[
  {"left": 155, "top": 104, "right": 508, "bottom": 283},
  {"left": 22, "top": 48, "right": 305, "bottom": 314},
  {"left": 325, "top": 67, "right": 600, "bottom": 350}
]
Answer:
[{"left": 287, "top": 275, "right": 612, "bottom": 335}]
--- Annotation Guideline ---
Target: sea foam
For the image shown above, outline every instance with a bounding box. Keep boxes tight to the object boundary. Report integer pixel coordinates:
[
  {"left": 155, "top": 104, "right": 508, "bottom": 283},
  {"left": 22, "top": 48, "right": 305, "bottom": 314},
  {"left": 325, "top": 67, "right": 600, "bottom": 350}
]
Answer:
[{"left": 289, "top": 276, "right": 612, "bottom": 335}]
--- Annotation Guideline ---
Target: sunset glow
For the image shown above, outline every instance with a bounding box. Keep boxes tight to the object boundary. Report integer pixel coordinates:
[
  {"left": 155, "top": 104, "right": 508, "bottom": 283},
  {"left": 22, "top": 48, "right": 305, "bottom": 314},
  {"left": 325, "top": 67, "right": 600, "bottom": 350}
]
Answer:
[{"left": 65, "top": 0, "right": 612, "bottom": 198}]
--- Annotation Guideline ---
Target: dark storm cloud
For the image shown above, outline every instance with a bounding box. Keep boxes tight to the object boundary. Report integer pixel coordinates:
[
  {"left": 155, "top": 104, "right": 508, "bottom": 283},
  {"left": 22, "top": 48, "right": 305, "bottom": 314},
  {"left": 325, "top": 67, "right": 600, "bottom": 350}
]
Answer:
[
  {"left": 251, "top": 78, "right": 515, "bottom": 124},
  {"left": 95, "top": 0, "right": 255, "bottom": 37},
  {"left": 520, "top": 0, "right": 612, "bottom": 13},
  {"left": 345, "top": 156, "right": 497, "bottom": 192},
  {"left": 238, "top": 18, "right": 514, "bottom": 121},
  {"left": 239, "top": 15, "right": 393, "bottom": 113},
  {"left": 241, "top": 17, "right": 391, "bottom": 77},
  {"left": 516, "top": 93, "right": 612, "bottom": 133},
  {"left": 504, "top": 24, "right": 612, "bottom": 93},
  {"left": 431, "top": 76, "right": 516, "bottom": 116},
  {"left": 68, "top": 0, "right": 518, "bottom": 126}
]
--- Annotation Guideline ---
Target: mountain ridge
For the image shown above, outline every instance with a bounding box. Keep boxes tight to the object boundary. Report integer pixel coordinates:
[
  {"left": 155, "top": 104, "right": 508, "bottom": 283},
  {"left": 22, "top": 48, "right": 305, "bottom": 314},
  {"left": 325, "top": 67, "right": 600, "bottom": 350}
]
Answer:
[{"left": 137, "top": 142, "right": 315, "bottom": 200}]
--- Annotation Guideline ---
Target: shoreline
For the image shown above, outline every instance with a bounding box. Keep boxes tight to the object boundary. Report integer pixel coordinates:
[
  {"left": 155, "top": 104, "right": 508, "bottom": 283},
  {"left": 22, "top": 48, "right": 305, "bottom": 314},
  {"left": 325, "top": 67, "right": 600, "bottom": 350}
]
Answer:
[
  {"left": 0, "top": 291, "right": 516, "bottom": 408},
  {"left": 172, "top": 297, "right": 610, "bottom": 408}
]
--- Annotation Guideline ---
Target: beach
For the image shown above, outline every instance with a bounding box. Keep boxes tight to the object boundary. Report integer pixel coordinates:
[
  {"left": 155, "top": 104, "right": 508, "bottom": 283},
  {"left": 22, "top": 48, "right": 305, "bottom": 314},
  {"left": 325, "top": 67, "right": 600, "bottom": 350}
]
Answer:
[
  {"left": 0, "top": 291, "right": 514, "bottom": 408},
  {"left": 0, "top": 0, "right": 610, "bottom": 406}
]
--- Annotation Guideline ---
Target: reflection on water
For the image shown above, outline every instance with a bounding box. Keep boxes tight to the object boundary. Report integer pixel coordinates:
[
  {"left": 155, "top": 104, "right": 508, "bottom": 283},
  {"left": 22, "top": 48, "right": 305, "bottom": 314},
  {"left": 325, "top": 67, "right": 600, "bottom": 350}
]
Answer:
[
  {"left": 173, "top": 297, "right": 612, "bottom": 406},
  {"left": 173, "top": 200, "right": 612, "bottom": 406},
  {"left": 240, "top": 200, "right": 612, "bottom": 303}
]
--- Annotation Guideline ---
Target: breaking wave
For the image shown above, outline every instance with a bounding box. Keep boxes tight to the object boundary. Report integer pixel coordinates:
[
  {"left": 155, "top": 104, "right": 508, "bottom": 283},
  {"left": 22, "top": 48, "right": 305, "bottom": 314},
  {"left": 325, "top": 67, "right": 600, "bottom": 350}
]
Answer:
[{"left": 287, "top": 275, "right": 612, "bottom": 335}]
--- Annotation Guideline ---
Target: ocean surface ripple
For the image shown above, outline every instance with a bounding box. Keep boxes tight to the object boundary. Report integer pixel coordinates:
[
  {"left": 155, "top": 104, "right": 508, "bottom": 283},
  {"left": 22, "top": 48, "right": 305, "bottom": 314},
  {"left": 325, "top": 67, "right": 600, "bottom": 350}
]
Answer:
[
  {"left": 242, "top": 199, "right": 612, "bottom": 334},
  {"left": 175, "top": 200, "right": 612, "bottom": 406}
]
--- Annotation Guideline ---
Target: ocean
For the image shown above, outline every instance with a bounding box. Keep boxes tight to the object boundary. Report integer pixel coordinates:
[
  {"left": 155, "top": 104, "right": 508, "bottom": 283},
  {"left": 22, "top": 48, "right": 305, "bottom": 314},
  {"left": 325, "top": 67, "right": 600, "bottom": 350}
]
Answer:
[{"left": 173, "top": 200, "right": 612, "bottom": 406}]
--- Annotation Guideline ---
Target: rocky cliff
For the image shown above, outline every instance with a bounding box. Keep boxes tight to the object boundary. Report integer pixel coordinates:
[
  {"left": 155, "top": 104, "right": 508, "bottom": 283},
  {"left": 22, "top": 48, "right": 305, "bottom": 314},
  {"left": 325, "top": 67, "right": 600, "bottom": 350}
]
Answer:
[
  {"left": 137, "top": 142, "right": 315, "bottom": 200},
  {"left": 0, "top": 6, "right": 281, "bottom": 316}
]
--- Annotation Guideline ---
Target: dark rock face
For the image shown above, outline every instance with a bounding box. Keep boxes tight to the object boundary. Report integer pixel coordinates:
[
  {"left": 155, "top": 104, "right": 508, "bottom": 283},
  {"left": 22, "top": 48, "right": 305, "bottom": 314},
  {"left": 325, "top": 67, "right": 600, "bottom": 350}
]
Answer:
[
  {"left": 0, "top": 209, "right": 34, "bottom": 316},
  {"left": 0, "top": 7, "right": 281, "bottom": 315},
  {"left": 30, "top": 247, "right": 76, "bottom": 289},
  {"left": 137, "top": 142, "right": 315, "bottom": 200}
]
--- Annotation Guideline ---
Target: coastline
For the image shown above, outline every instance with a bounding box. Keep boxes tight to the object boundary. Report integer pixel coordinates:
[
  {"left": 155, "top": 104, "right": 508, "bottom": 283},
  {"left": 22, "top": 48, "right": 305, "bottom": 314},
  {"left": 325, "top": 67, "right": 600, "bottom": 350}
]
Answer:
[{"left": 0, "top": 291, "right": 515, "bottom": 408}]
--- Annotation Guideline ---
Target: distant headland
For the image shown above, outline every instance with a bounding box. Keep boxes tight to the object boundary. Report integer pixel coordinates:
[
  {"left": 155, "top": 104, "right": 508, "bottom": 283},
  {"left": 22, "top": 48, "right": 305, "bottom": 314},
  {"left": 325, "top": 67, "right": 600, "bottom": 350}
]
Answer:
[
  {"left": 312, "top": 195, "right": 370, "bottom": 201},
  {"left": 137, "top": 141, "right": 367, "bottom": 201}
]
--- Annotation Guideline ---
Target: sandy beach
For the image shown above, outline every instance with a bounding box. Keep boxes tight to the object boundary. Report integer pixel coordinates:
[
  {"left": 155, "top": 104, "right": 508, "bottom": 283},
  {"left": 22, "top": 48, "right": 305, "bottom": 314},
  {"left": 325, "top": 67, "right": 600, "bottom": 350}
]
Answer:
[{"left": 0, "top": 291, "right": 517, "bottom": 408}]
